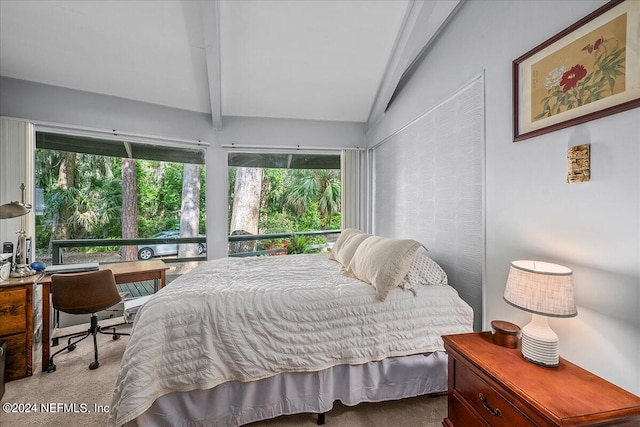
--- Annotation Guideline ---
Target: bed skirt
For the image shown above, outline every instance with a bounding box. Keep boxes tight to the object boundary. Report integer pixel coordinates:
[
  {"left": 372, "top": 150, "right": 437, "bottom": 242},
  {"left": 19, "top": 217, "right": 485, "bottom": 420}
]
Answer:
[{"left": 127, "top": 351, "right": 448, "bottom": 426}]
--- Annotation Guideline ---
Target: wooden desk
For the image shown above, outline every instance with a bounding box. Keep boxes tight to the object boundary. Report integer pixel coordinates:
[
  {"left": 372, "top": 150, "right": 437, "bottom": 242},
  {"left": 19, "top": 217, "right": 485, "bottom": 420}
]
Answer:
[{"left": 37, "top": 260, "right": 168, "bottom": 373}]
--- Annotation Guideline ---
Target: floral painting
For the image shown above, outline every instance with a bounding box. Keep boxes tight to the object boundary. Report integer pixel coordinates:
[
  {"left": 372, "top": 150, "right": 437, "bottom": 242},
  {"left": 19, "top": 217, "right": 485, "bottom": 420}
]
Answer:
[
  {"left": 530, "top": 13, "right": 626, "bottom": 122},
  {"left": 513, "top": 0, "right": 640, "bottom": 141}
]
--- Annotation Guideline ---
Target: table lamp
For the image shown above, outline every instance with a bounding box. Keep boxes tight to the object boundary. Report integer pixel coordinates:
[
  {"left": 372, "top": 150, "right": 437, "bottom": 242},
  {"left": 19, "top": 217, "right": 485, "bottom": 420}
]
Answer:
[
  {"left": 503, "top": 260, "right": 576, "bottom": 367},
  {"left": 0, "top": 183, "right": 36, "bottom": 277}
]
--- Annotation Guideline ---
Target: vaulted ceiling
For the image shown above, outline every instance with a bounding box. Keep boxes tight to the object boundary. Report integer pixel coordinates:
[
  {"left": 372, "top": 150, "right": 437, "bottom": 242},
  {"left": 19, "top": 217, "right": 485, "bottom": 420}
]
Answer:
[{"left": 0, "top": 1, "right": 459, "bottom": 128}]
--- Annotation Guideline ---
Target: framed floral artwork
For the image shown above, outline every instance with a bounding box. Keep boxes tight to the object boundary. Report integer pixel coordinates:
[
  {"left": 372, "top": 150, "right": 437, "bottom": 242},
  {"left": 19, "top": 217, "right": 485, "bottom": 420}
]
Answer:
[{"left": 513, "top": 0, "right": 640, "bottom": 141}]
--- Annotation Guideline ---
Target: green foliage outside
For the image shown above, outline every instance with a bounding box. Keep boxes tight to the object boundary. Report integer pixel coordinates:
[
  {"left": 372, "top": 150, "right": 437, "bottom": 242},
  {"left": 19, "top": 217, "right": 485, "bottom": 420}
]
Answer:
[
  {"left": 231, "top": 167, "right": 341, "bottom": 253},
  {"left": 34, "top": 149, "right": 206, "bottom": 254},
  {"left": 35, "top": 149, "right": 340, "bottom": 256},
  {"left": 286, "top": 234, "right": 309, "bottom": 255}
]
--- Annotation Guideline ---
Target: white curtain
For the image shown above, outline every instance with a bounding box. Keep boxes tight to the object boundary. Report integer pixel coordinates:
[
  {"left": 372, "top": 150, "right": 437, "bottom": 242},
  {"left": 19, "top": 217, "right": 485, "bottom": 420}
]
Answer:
[
  {"left": 340, "top": 149, "right": 361, "bottom": 230},
  {"left": 0, "top": 118, "right": 35, "bottom": 248}
]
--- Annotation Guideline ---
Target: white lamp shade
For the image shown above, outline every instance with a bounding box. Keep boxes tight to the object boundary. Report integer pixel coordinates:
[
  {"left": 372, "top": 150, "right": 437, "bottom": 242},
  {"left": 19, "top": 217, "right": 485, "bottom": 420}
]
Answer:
[{"left": 503, "top": 260, "right": 577, "bottom": 318}]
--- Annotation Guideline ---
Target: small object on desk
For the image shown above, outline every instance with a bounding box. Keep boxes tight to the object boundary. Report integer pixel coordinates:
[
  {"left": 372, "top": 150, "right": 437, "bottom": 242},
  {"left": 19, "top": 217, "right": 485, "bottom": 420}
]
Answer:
[
  {"left": 0, "top": 257, "right": 11, "bottom": 281},
  {"left": 44, "top": 262, "right": 99, "bottom": 274},
  {"left": 2, "top": 242, "right": 12, "bottom": 262},
  {"left": 491, "top": 320, "right": 520, "bottom": 348},
  {"left": 30, "top": 260, "right": 46, "bottom": 272}
]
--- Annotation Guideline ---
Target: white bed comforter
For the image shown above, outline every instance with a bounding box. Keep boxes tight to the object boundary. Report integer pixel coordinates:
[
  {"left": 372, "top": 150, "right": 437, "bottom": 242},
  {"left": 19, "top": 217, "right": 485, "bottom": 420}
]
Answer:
[{"left": 109, "top": 254, "right": 473, "bottom": 426}]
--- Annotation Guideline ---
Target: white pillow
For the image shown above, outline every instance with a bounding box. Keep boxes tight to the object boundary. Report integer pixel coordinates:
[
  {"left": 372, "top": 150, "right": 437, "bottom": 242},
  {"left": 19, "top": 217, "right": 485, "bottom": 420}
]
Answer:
[
  {"left": 328, "top": 228, "right": 371, "bottom": 269},
  {"left": 346, "top": 235, "right": 422, "bottom": 301},
  {"left": 403, "top": 247, "right": 448, "bottom": 287}
]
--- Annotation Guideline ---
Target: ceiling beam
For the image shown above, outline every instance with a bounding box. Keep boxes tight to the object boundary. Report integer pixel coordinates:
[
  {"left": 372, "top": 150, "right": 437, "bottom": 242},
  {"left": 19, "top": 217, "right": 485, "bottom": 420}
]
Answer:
[
  {"left": 201, "top": 1, "right": 223, "bottom": 130},
  {"left": 366, "top": 0, "right": 462, "bottom": 131}
]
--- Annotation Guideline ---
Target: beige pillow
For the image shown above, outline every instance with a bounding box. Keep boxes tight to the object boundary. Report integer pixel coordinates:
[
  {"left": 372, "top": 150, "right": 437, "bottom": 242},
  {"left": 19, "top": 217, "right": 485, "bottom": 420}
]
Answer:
[
  {"left": 347, "top": 235, "right": 423, "bottom": 301},
  {"left": 328, "top": 228, "right": 371, "bottom": 268}
]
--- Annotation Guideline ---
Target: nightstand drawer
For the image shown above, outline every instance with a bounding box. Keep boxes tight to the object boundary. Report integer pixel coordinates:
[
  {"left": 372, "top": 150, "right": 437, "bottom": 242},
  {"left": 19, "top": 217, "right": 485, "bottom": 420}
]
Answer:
[
  {"left": 455, "top": 360, "right": 534, "bottom": 427},
  {"left": 444, "top": 333, "right": 640, "bottom": 427},
  {"left": 449, "top": 392, "right": 489, "bottom": 426}
]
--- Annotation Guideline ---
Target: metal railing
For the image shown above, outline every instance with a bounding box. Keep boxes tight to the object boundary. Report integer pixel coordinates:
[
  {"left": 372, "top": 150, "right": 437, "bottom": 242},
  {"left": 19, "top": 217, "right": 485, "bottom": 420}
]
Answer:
[
  {"left": 50, "top": 237, "right": 206, "bottom": 265},
  {"left": 228, "top": 229, "right": 340, "bottom": 257},
  {"left": 49, "top": 229, "right": 341, "bottom": 264}
]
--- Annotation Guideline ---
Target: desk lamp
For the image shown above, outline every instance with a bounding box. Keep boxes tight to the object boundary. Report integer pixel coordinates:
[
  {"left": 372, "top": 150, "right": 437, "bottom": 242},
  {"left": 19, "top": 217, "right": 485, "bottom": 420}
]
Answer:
[
  {"left": 503, "top": 260, "right": 576, "bottom": 367},
  {"left": 0, "top": 183, "right": 36, "bottom": 277}
]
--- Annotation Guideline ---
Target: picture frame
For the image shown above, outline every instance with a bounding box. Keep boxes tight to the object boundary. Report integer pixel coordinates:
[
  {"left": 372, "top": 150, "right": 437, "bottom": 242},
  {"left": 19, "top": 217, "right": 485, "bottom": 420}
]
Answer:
[{"left": 513, "top": 0, "right": 640, "bottom": 141}]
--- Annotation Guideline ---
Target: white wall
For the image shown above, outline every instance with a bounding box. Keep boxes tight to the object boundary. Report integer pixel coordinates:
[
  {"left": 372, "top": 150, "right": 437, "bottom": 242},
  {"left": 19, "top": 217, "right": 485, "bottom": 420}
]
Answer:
[
  {"left": 367, "top": 0, "right": 639, "bottom": 394},
  {"left": 0, "top": 77, "right": 214, "bottom": 143},
  {"left": 219, "top": 116, "right": 364, "bottom": 150}
]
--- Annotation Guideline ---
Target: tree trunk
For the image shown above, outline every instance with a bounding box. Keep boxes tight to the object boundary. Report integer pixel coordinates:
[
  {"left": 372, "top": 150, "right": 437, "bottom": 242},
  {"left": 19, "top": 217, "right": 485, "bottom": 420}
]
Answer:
[
  {"left": 155, "top": 161, "right": 165, "bottom": 182},
  {"left": 52, "top": 152, "right": 76, "bottom": 241},
  {"left": 176, "top": 163, "right": 201, "bottom": 273},
  {"left": 229, "top": 167, "right": 262, "bottom": 254},
  {"left": 121, "top": 158, "right": 139, "bottom": 261},
  {"left": 259, "top": 175, "right": 269, "bottom": 234},
  {"left": 103, "top": 157, "right": 114, "bottom": 180}
]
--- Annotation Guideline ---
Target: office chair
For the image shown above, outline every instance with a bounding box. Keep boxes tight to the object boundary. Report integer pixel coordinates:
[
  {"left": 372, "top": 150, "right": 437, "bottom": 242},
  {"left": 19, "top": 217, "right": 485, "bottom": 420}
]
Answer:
[{"left": 47, "top": 269, "right": 129, "bottom": 373}]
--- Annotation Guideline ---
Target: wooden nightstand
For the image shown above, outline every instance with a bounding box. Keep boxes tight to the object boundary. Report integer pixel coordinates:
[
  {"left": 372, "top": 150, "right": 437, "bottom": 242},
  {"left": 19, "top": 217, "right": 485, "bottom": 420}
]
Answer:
[
  {"left": 442, "top": 332, "right": 640, "bottom": 426},
  {"left": 0, "top": 278, "right": 34, "bottom": 382}
]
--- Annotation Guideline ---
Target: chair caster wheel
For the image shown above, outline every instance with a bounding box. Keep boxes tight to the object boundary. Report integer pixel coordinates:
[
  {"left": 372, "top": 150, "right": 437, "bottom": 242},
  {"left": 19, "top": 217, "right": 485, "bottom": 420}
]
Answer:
[
  {"left": 112, "top": 334, "right": 120, "bottom": 340},
  {"left": 89, "top": 361, "right": 100, "bottom": 370},
  {"left": 68, "top": 344, "right": 76, "bottom": 351},
  {"left": 47, "top": 364, "right": 56, "bottom": 373}
]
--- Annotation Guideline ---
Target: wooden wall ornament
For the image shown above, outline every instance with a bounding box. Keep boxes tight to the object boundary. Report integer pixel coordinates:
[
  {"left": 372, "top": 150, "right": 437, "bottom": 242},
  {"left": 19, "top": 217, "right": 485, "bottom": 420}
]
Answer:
[{"left": 567, "top": 144, "right": 590, "bottom": 183}]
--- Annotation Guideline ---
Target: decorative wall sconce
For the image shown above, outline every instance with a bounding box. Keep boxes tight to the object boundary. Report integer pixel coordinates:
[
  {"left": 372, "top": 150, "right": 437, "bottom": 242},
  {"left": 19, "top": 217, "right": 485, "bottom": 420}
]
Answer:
[{"left": 567, "top": 144, "right": 590, "bottom": 183}]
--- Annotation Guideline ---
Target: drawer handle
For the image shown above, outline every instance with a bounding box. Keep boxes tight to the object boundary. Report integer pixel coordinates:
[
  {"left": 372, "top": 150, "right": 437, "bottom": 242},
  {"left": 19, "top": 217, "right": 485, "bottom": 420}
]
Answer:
[{"left": 479, "top": 393, "right": 503, "bottom": 417}]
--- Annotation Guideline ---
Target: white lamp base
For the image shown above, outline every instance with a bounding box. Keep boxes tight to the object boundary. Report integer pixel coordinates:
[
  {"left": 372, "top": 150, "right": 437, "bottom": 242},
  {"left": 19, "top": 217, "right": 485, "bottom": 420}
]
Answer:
[{"left": 521, "top": 314, "right": 559, "bottom": 367}]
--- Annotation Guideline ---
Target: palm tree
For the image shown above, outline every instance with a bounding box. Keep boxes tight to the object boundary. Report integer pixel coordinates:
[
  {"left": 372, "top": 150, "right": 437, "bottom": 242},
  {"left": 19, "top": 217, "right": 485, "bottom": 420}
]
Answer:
[{"left": 284, "top": 169, "right": 340, "bottom": 229}]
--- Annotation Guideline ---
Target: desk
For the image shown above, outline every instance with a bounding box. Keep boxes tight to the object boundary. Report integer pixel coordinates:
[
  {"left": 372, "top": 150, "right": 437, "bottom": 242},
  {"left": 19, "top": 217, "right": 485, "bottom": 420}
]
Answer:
[{"left": 37, "top": 260, "right": 168, "bottom": 373}]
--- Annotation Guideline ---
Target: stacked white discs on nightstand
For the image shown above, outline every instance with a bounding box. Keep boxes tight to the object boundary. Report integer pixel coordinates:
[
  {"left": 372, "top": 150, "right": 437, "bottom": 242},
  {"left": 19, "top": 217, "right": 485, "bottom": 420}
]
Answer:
[{"left": 521, "top": 334, "right": 559, "bottom": 367}]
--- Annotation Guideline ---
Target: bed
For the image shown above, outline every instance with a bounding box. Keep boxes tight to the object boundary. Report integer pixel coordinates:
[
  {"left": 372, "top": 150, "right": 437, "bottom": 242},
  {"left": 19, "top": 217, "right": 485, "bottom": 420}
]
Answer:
[{"left": 108, "top": 231, "right": 474, "bottom": 426}]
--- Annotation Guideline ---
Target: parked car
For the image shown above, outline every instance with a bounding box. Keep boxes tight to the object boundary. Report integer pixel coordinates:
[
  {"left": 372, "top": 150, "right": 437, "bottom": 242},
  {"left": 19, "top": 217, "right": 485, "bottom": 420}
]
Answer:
[{"left": 137, "top": 231, "right": 206, "bottom": 260}]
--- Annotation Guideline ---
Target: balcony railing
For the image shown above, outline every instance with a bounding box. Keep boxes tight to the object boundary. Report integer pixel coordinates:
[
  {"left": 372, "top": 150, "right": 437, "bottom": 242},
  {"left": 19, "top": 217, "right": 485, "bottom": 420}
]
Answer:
[
  {"left": 50, "top": 230, "right": 340, "bottom": 264},
  {"left": 228, "top": 229, "right": 340, "bottom": 257},
  {"left": 50, "top": 237, "right": 207, "bottom": 265}
]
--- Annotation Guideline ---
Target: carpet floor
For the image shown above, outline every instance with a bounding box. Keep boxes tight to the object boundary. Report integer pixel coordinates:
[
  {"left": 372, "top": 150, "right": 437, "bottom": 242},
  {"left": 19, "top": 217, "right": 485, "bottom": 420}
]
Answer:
[{"left": 2, "top": 326, "right": 447, "bottom": 426}]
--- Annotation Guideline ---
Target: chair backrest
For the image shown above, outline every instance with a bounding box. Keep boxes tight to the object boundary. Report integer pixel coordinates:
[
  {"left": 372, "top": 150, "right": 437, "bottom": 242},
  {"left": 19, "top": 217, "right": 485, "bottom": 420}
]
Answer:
[{"left": 51, "top": 269, "right": 122, "bottom": 314}]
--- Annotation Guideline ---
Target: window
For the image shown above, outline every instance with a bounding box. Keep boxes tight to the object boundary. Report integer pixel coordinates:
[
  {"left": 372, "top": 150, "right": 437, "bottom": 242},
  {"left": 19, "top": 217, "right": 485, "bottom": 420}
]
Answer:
[
  {"left": 227, "top": 152, "right": 341, "bottom": 255},
  {"left": 34, "top": 131, "right": 206, "bottom": 268}
]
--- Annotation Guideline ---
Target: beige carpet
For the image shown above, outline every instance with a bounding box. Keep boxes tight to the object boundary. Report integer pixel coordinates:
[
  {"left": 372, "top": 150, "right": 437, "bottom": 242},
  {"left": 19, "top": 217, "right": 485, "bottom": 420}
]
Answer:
[{"left": 2, "top": 327, "right": 447, "bottom": 426}]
